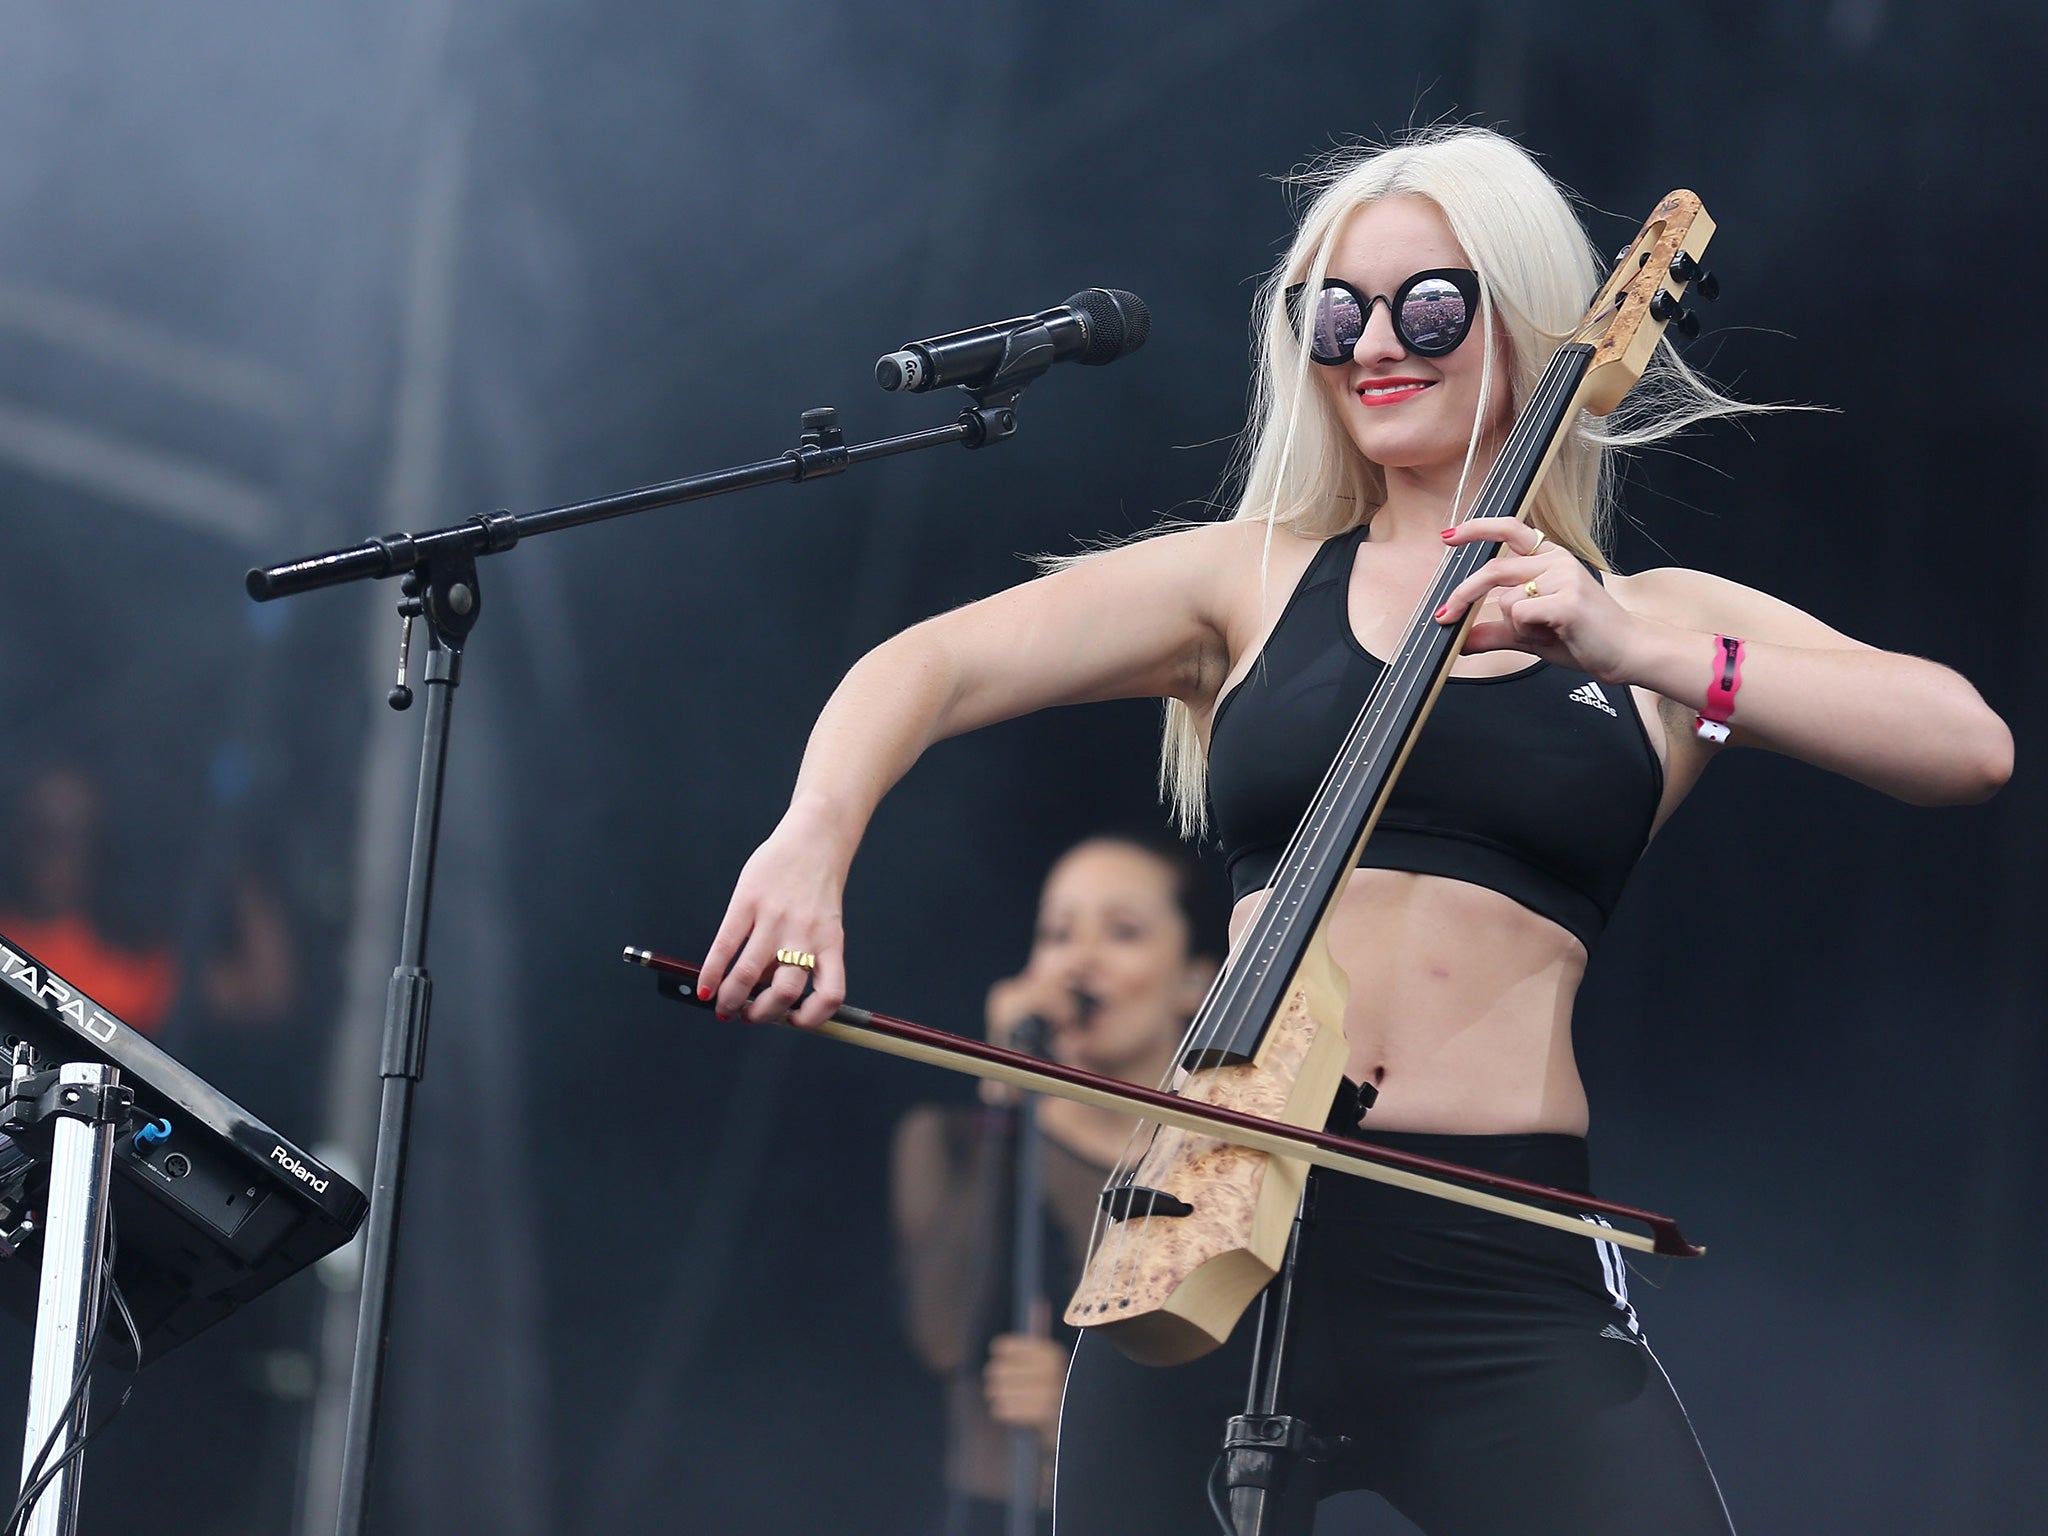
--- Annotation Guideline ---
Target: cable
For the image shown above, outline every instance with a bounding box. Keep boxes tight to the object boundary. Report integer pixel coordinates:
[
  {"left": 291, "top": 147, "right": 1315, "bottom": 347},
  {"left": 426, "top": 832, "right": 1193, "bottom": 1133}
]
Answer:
[
  {"left": 5, "top": 1245, "right": 140, "bottom": 1535},
  {"left": 19, "top": 1272, "right": 144, "bottom": 1517},
  {"left": 3, "top": 1208, "right": 142, "bottom": 1536},
  {"left": 1205, "top": 1455, "right": 1235, "bottom": 1535},
  {"left": 5, "top": 1232, "right": 113, "bottom": 1536}
]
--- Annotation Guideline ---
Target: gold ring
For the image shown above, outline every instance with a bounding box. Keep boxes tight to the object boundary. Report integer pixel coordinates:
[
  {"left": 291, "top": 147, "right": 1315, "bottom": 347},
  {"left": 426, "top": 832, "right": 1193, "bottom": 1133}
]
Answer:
[
  {"left": 1529, "top": 529, "right": 1547, "bottom": 553},
  {"left": 775, "top": 948, "right": 817, "bottom": 971},
  {"left": 1522, "top": 579, "right": 1542, "bottom": 599}
]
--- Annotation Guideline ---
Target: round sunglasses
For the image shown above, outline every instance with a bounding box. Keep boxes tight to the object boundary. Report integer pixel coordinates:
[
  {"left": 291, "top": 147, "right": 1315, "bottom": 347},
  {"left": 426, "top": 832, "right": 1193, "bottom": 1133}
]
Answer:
[{"left": 1284, "top": 268, "right": 1481, "bottom": 363}]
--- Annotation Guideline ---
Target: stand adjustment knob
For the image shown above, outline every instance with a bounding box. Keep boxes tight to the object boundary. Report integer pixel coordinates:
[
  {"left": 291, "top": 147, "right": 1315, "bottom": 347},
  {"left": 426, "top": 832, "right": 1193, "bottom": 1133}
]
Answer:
[{"left": 389, "top": 573, "right": 425, "bottom": 710}]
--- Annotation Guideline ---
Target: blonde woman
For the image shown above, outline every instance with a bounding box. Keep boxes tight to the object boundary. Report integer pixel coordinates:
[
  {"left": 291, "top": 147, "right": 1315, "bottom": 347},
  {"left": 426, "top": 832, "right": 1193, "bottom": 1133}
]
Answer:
[{"left": 697, "top": 128, "right": 2011, "bottom": 1533}]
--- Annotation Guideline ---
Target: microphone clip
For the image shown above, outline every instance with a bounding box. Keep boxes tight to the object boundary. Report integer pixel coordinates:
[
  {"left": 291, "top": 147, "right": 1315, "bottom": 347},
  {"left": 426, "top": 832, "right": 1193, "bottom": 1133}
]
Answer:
[{"left": 957, "top": 322, "right": 1056, "bottom": 448}]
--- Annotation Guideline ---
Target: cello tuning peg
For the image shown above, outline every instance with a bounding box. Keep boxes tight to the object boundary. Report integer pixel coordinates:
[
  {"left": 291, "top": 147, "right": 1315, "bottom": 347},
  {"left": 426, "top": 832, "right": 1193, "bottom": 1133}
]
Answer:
[
  {"left": 1649, "top": 289, "right": 1700, "bottom": 339},
  {"left": 1669, "top": 252, "right": 1720, "bottom": 302}
]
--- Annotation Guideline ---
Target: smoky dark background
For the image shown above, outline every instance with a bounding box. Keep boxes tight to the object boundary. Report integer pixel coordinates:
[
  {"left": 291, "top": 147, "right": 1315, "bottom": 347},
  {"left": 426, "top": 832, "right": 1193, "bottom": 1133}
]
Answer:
[{"left": 0, "top": 1, "right": 2040, "bottom": 1532}]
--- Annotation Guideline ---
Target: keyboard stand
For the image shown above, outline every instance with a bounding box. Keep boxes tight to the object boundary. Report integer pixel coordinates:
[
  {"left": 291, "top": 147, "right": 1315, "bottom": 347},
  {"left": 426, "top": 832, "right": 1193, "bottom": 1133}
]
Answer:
[{"left": 7, "top": 1059, "right": 126, "bottom": 1536}]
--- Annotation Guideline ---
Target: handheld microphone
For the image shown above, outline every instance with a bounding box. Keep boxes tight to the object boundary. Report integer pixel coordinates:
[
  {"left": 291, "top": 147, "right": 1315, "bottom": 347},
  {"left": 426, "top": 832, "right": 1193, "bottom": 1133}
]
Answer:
[
  {"left": 1006, "top": 989, "right": 1099, "bottom": 1060},
  {"left": 875, "top": 288, "right": 1150, "bottom": 393},
  {"left": 1008, "top": 1015, "right": 1053, "bottom": 1059}
]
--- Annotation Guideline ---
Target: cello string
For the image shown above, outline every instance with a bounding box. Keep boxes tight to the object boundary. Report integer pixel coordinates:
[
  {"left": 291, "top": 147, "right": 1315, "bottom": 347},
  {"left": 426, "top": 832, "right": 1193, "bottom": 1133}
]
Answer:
[
  {"left": 1089, "top": 965, "right": 1246, "bottom": 1295},
  {"left": 1196, "top": 346, "right": 1586, "bottom": 1041},
  {"left": 1111, "top": 360, "right": 1583, "bottom": 1303},
  {"left": 1168, "top": 340, "right": 1567, "bottom": 1064},
  {"left": 1280, "top": 344, "right": 1582, "bottom": 885},
  {"left": 1089, "top": 349, "right": 1590, "bottom": 1317},
  {"left": 1090, "top": 353, "right": 1588, "bottom": 1308},
  {"left": 1273, "top": 351, "right": 1586, "bottom": 900},
  {"left": 1112, "top": 346, "right": 1583, "bottom": 1296},
  {"left": 1088, "top": 919, "right": 1243, "bottom": 1291},
  {"left": 1075, "top": 342, "right": 1593, "bottom": 1319}
]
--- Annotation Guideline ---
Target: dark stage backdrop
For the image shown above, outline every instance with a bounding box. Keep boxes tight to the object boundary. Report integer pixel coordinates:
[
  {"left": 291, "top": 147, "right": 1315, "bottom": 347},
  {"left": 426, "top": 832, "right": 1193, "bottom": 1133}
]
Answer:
[{"left": 0, "top": 3, "right": 2040, "bottom": 1533}]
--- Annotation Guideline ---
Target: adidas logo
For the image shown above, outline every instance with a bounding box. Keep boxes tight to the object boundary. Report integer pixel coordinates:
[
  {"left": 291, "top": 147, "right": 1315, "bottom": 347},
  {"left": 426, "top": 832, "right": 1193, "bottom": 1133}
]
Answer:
[
  {"left": 1568, "top": 681, "right": 1618, "bottom": 717},
  {"left": 1599, "top": 1323, "right": 1639, "bottom": 1343}
]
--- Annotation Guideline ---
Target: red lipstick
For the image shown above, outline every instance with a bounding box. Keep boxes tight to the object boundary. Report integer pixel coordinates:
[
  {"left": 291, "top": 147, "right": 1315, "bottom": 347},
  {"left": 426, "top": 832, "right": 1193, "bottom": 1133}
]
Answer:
[{"left": 1355, "top": 377, "right": 1434, "bottom": 407}]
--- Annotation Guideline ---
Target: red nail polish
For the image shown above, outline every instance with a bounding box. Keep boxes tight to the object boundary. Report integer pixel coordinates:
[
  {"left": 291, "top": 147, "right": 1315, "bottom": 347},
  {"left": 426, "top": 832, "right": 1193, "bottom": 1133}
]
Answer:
[
  {"left": 716, "top": 1010, "right": 731, "bottom": 1023},
  {"left": 697, "top": 985, "right": 711, "bottom": 1001},
  {"left": 1434, "top": 604, "right": 1449, "bottom": 620},
  {"left": 1439, "top": 528, "right": 1455, "bottom": 541}
]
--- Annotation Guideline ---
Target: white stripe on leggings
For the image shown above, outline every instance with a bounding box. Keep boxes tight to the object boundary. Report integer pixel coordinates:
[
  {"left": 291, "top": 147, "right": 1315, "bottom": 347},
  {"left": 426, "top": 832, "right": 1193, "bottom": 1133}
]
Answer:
[{"left": 1590, "top": 1215, "right": 1643, "bottom": 1336}]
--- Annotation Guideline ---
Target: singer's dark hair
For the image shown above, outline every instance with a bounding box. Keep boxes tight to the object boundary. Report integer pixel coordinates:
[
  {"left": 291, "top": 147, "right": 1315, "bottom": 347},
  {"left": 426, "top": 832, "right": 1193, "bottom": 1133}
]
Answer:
[{"left": 1056, "top": 828, "right": 1232, "bottom": 963}]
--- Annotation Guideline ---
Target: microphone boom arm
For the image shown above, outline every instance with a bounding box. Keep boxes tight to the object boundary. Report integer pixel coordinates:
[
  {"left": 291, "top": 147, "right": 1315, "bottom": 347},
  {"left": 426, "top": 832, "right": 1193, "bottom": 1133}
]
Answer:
[{"left": 251, "top": 394, "right": 1027, "bottom": 602}]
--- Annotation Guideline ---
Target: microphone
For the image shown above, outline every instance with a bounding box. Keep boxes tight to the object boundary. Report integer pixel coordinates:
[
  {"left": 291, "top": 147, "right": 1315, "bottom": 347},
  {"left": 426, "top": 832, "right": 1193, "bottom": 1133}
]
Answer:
[
  {"left": 1008, "top": 1015, "right": 1053, "bottom": 1059},
  {"left": 1005, "top": 989, "right": 1098, "bottom": 1059},
  {"left": 875, "top": 288, "right": 1150, "bottom": 393}
]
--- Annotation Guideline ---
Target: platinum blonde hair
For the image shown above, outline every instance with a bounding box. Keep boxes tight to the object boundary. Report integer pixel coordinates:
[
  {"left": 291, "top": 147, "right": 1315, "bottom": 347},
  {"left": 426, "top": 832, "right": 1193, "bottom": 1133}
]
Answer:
[{"left": 1158, "top": 125, "right": 1757, "bottom": 837}]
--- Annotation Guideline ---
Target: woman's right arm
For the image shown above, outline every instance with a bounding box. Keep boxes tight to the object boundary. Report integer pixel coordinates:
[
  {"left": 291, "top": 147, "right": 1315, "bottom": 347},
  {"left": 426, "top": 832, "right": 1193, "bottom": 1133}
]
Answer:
[{"left": 699, "top": 518, "right": 1261, "bottom": 1025}]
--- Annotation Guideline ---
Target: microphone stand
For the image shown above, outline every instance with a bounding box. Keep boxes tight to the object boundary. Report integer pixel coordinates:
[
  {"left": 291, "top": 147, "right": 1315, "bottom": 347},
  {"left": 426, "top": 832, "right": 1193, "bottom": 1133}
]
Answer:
[
  {"left": 1212, "top": 1083, "right": 1372, "bottom": 1535},
  {"left": 1004, "top": 1018, "right": 1050, "bottom": 1536},
  {"left": 248, "top": 364, "right": 1059, "bottom": 1536},
  {"left": 942, "top": 1101, "right": 1012, "bottom": 1536}
]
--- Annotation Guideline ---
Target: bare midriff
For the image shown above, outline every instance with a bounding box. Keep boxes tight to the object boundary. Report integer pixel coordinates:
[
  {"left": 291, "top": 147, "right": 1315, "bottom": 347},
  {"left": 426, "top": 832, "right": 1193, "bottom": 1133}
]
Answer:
[{"left": 1228, "top": 868, "right": 1589, "bottom": 1136}]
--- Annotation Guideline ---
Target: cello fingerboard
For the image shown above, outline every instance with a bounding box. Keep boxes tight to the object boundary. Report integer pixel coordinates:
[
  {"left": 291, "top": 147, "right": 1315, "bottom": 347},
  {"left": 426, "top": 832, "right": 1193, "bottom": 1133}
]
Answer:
[{"left": 1185, "top": 341, "right": 1596, "bottom": 1068}]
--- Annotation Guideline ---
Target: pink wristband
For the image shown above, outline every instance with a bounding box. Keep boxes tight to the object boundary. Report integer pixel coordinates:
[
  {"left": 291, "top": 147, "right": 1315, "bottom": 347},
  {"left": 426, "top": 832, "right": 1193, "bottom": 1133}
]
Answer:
[{"left": 1693, "top": 634, "right": 1744, "bottom": 744}]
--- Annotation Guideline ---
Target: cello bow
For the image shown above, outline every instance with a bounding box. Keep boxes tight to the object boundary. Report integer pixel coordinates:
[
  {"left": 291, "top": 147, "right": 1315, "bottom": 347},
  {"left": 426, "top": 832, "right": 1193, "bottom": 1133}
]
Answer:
[{"left": 624, "top": 947, "right": 1702, "bottom": 1260}]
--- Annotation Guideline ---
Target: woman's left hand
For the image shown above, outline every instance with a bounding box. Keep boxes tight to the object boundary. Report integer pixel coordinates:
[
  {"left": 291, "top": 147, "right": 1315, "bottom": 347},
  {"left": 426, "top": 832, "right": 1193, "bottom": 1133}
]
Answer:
[
  {"left": 1433, "top": 518, "right": 1647, "bottom": 684},
  {"left": 983, "top": 1330, "right": 1069, "bottom": 1443}
]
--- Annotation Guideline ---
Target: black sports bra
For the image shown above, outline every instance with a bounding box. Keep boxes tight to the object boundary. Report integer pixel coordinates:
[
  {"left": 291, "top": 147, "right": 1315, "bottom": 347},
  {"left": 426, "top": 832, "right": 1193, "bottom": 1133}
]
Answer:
[{"left": 1205, "top": 524, "right": 1664, "bottom": 950}]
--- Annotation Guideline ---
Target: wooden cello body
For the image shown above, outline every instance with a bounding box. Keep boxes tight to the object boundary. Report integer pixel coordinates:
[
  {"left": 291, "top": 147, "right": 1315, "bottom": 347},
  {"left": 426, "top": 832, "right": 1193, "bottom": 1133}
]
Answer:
[
  {"left": 1065, "top": 946, "right": 1350, "bottom": 1364},
  {"left": 1066, "top": 190, "right": 1719, "bottom": 1366}
]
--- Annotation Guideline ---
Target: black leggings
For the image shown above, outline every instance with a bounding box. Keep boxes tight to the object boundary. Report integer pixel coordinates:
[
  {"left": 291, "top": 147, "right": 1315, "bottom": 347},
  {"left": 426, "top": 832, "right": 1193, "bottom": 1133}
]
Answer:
[{"left": 1053, "top": 1133, "right": 1734, "bottom": 1536}]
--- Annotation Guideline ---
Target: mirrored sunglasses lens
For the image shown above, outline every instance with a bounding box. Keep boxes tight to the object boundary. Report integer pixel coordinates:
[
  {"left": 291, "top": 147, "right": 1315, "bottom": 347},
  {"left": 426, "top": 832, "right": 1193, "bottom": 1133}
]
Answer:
[
  {"left": 1312, "top": 287, "right": 1363, "bottom": 362},
  {"left": 1399, "top": 277, "right": 1470, "bottom": 355}
]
